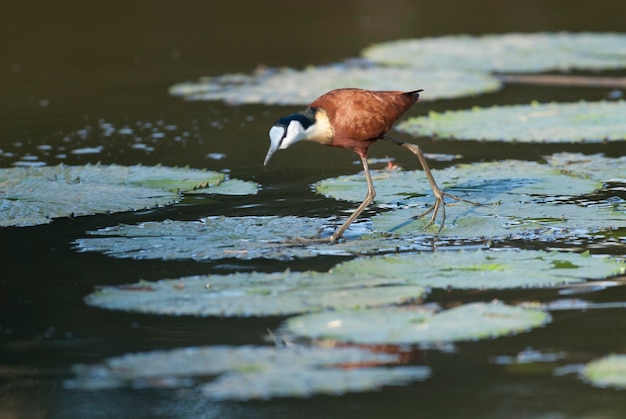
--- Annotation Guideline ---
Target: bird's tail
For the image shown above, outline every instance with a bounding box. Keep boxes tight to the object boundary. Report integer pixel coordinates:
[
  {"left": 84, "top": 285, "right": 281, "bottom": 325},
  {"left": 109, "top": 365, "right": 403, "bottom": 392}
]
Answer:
[{"left": 403, "top": 89, "right": 424, "bottom": 98}]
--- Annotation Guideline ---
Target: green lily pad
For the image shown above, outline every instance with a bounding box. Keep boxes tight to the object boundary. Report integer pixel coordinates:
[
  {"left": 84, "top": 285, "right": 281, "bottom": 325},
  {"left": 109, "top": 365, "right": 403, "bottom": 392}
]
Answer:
[
  {"left": 315, "top": 159, "right": 602, "bottom": 204},
  {"left": 546, "top": 153, "right": 626, "bottom": 182},
  {"left": 0, "top": 164, "right": 259, "bottom": 227},
  {"left": 397, "top": 101, "right": 626, "bottom": 143},
  {"left": 316, "top": 158, "right": 625, "bottom": 237},
  {"left": 333, "top": 250, "right": 626, "bottom": 290},
  {"left": 192, "top": 178, "right": 260, "bottom": 195},
  {"left": 523, "top": 299, "right": 626, "bottom": 312},
  {"left": 373, "top": 200, "right": 625, "bottom": 238},
  {"left": 75, "top": 155, "right": 625, "bottom": 257},
  {"left": 284, "top": 302, "right": 550, "bottom": 345},
  {"left": 73, "top": 216, "right": 436, "bottom": 261},
  {"left": 582, "top": 354, "right": 626, "bottom": 389},
  {"left": 363, "top": 32, "right": 626, "bottom": 73},
  {"left": 85, "top": 269, "right": 426, "bottom": 317},
  {"left": 202, "top": 364, "right": 427, "bottom": 400},
  {"left": 169, "top": 64, "right": 501, "bottom": 105},
  {"left": 66, "top": 345, "right": 430, "bottom": 400}
]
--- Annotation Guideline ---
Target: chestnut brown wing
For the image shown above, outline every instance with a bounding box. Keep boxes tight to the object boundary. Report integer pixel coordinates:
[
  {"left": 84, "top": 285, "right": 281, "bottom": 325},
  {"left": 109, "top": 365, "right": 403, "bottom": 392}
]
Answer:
[{"left": 310, "top": 88, "right": 419, "bottom": 144}]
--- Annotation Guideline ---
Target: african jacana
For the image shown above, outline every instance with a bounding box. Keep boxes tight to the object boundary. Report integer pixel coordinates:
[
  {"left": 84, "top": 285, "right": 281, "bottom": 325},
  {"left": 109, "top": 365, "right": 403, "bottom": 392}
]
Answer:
[{"left": 264, "top": 88, "right": 476, "bottom": 242}]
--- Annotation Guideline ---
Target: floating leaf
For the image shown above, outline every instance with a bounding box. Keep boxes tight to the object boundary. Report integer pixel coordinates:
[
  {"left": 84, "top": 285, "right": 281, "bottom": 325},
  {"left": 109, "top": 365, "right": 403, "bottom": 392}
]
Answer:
[
  {"left": 373, "top": 201, "right": 625, "bottom": 239},
  {"left": 523, "top": 299, "right": 626, "bottom": 312},
  {"left": 315, "top": 159, "right": 601, "bottom": 204},
  {"left": 582, "top": 354, "right": 626, "bottom": 389},
  {"left": 73, "top": 216, "right": 436, "bottom": 261},
  {"left": 191, "top": 178, "right": 260, "bottom": 195},
  {"left": 491, "top": 348, "right": 566, "bottom": 365},
  {"left": 85, "top": 269, "right": 426, "bottom": 317},
  {"left": 169, "top": 64, "right": 501, "bottom": 105},
  {"left": 66, "top": 345, "right": 430, "bottom": 400},
  {"left": 285, "top": 302, "right": 550, "bottom": 345},
  {"left": 75, "top": 156, "right": 625, "bottom": 258},
  {"left": 202, "top": 365, "right": 427, "bottom": 400},
  {"left": 315, "top": 158, "right": 624, "bottom": 237},
  {"left": 363, "top": 32, "right": 626, "bottom": 73},
  {"left": 333, "top": 250, "right": 626, "bottom": 290},
  {"left": 0, "top": 164, "right": 259, "bottom": 227},
  {"left": 545, "top": 153, "right": 626, "bottom": 183},
  {"left": 397, "top": 101, "right": 626, "bottom": 143}
]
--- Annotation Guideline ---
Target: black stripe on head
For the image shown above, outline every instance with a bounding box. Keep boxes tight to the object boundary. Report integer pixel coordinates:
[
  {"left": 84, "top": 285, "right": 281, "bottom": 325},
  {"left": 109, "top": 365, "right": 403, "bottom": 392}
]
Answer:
[{"left": 274, "top": 107, "right": 317, "bottom": 130}]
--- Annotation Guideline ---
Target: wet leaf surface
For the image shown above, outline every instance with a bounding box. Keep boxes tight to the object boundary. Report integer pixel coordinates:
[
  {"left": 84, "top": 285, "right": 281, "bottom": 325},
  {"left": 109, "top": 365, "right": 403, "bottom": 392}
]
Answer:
[
  {"left": 284, "top": 302, "right": 551, "bottom": 345},
  {"left": 363, "top": 32, "right": 626, "bottom": 73},
  {"left": 85, "top": 269, "right": 427, "bottom": 317},
  {"left": 373, "top": 201, "right": 625, "bottom": 239},
  {"left": 315, "top": 158, "right": 603, "bottom": 204},
  {"left": 522, "top": 299, "right": 626, "bottom": 312},
  {"left": 0, "top": 164, "right": 259, "bottom": 227},
  {"left": 397, "top": 101, "right": 626, "bottom": 143},
  {"left": 73, "top": 154, "right": 626, "bottom": 260},
  {"left": 333, "top": 250, "right": 626, "bottom": 289},
  {"left": 582, "top": 354, "right": 626, "bottom": 389},
  {"left": 66, "top": 345, "right": 430, "bottom": 400},
  {"left": 73, "top": 216, "right": 437, "bottom": 261},
  {"left": 316, "top": 156, "right": 625, "bottom": 238},
  {"left": 169, "top": 64, "right": 501, "bottom": 105},
  {"left": 545, "top": 153, "right": 626, "bottom": 182},
  {"left": 191, "top": 178, "right": 260, "bottom": 195}
]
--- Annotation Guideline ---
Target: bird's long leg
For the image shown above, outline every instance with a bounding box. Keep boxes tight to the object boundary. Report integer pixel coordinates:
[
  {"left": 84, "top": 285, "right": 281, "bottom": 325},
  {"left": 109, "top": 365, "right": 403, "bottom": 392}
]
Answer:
[
  {"left": 329, "top": 154, "right": 376, "bottom": 243},
  {"left": 382, "top": 135, "right": 480, "bottom": 231}
]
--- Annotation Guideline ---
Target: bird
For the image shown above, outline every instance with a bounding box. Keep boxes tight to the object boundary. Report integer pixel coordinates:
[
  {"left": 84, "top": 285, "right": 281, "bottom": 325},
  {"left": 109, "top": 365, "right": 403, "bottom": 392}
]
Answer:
[{"left": 264, "top": 88, "right": 477, "bottom": 243}]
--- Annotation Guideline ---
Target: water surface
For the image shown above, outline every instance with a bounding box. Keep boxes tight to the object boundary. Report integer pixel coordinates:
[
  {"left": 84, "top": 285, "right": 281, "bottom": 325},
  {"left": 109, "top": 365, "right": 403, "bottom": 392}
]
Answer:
[{"left": 1, "top": 1, "right": 625, "bottom": 417}]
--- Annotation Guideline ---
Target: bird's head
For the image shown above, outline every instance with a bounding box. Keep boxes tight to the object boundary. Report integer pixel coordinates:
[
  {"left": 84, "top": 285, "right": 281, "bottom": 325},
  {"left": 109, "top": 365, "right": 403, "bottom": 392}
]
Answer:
[{"left": 264, "top": 107, "right": 332, "bottom": 166}]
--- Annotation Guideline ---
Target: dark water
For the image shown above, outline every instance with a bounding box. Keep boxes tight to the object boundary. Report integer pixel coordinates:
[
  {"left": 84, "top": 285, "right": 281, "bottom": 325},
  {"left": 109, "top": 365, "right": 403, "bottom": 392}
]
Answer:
[{"left": 1, "top": 1, "right": 626, "bottom": 418}]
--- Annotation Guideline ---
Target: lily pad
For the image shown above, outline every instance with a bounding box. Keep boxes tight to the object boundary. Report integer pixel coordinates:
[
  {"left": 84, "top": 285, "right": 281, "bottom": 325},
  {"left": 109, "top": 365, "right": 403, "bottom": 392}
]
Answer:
[
  {"left": 66, "top": 345, "right": 430, "bottom": 400},
  {"left": 315, "top": 159, "right": 602, "bottom": 204},
  {"left": 0, "top": 164, "right": 259, "bottom": 227},
  {"left": 202, "top": 364, "right": 427, "bottom": 400},
  {"left": 546, "top": 153, "right": 626, "bottom": 183},
  {"left": 373, "top": 200, "right": 625, "bottom": 239},
  {"left": 284, "top": 302, "right": 550, "bottom": 345},
  {"left": 397, "top": 101, "right": 626, "bottom": 143},
  {"left": 582, "top": 354, "right": 626, "bottom": 389},
  {"left": 169, "top": 64, "right": 501, "bottom": 105},
  {"left": 73, "top": 216, "right": 437, "bottom": 261},
  {"left": 363, "top": 32, "right": 626, "bottom": 73},
  {"left": 192, "top": 178, "right": 260, "bottom": 195},
  {"left": 316, "top": 158, "right": 625, "bottom": 237},
  {"left": 523, "top": 299, "right": 626, "bottom": 312},
  {"left": 333, "top": 250, "right": 626, "bottom": 290},
  {"left": 85, "top": 269, "right": 426, "bottom": 317}
]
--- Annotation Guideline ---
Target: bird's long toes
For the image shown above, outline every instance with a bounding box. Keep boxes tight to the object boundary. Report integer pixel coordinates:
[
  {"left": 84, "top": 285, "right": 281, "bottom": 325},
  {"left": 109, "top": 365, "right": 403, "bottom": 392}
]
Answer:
[
  {"left": 442, "top": 191, "right": 482, "bottom": 206},
  {"left": 412, "top": 203, "right": 436, "bottom": 220},
  {"left": 422, "top": 216, "right": 437, "bottom": 230},
  {"left": 436, "top": 199, "right": 447, "bottom": 232},
  {"left": 418, "top": 197, "right": 447, "bottom": 233}
]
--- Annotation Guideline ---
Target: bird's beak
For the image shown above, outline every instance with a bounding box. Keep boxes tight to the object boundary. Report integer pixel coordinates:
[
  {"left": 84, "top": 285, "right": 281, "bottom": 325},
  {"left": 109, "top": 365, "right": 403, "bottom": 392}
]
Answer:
[
  {"left": 263, "top": 147, "right": 277, "bottom": 167},
  {"left": 264, "top": 126, "right": 285, "bottom": 166}
]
